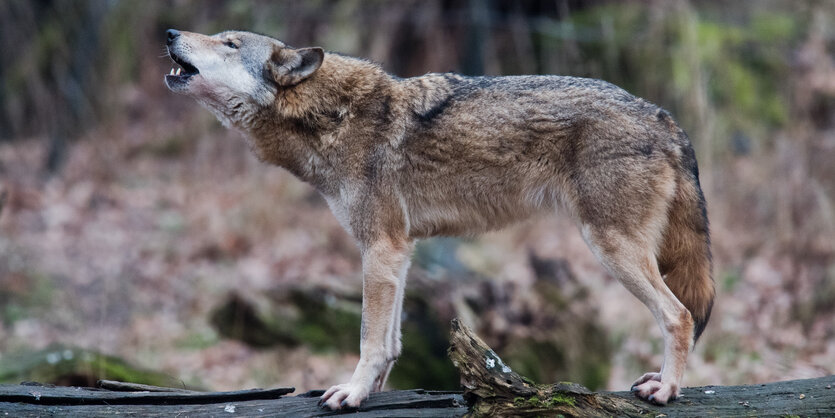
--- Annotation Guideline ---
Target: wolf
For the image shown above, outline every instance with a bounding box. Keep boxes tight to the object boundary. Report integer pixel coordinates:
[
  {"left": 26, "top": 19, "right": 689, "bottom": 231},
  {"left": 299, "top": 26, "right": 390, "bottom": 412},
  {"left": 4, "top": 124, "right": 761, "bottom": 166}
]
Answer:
[{"left": 164, "top": 29, "right": 714, "bottom": 409}]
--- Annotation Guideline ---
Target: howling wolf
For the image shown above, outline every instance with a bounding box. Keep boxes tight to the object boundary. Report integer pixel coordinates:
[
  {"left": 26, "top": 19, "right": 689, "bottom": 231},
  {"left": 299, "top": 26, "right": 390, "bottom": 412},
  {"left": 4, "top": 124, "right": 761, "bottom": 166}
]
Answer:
[{"left": 164, "top": 29, "right": 714, "bottom": 409}]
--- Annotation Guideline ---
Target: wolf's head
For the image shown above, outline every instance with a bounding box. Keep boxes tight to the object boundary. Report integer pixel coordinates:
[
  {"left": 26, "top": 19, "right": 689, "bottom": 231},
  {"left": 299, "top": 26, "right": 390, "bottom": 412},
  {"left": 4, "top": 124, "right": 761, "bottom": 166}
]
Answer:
[{"left": 164, "top": 29, "right": 323, "bottom": 128}]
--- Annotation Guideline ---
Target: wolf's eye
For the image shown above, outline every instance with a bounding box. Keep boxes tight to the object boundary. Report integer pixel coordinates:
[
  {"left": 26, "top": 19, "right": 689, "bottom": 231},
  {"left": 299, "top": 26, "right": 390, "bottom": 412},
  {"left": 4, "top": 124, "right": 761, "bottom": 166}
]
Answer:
[{"left": 225, "top": 41, "right": 238, "bottom": 49}]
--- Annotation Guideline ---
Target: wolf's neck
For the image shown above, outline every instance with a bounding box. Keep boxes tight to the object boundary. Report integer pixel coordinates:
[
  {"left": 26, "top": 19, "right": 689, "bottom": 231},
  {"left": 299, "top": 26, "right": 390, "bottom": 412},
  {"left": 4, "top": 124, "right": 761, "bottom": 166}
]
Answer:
[
  {"left": 243, "top": 112, "right": 337, "bottom": 194},
  {"left": 246, "top": 54, "right": 398, "bottom": 195}
]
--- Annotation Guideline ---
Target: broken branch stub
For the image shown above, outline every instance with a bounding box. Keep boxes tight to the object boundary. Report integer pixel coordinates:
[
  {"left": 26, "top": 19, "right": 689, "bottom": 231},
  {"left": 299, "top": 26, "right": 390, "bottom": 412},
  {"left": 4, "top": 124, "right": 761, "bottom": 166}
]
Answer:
[{"left": 447, "top": 318, "right": 646, "bottom": 417}]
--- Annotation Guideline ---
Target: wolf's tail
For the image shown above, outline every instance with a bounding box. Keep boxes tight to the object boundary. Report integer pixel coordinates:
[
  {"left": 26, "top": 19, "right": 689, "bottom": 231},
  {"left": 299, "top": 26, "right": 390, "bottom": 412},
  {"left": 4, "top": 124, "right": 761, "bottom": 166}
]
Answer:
[{"left": 658, "top": 139, "right": 715, "bottom": 343}]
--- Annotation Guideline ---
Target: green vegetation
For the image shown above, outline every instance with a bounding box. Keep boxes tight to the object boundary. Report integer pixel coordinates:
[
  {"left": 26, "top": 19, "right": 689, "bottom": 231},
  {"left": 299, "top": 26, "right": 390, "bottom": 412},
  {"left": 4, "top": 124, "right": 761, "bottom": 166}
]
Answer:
[
  {"left": 388, "top": 293, "right": 460, "bottom": 390},
  {"left": 174, "top": 329, "right": 220, "bottom": 351},
  {"left": 502, "top": 336, "right": 609, "bottom": 391},
  {"left": 722, "top": 270, "right": 742, "bottom": 292},
  {"left": 560, "top": 3, "right": 801, "bottom": 156},
  {"left": 0, "top": 345, "right": 178, "bottom": 388},
  {"left": 0, "top": 261, "right": 55, "bottom": 327},
  {"left": 288, "top": 289, "right": 364, "bottom": 352},
  {"left": 512, "top": 393, "right": 576, "bottom": 409},
  {"left": 545, "top": 394, "right": 576, "bottom": 407},
  {"left": 210, "top": 289, "right": 362, "bottom": 352}
]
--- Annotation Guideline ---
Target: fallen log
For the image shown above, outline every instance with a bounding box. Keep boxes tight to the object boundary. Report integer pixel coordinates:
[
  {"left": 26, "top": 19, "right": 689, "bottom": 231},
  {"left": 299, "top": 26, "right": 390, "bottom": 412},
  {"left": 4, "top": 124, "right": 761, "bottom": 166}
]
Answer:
[
  {"left": 0, "top": 319, "right": 832, "bottom": 417},
  {"left": 0, "top": 382, "right": 467, "bottom": 417}
]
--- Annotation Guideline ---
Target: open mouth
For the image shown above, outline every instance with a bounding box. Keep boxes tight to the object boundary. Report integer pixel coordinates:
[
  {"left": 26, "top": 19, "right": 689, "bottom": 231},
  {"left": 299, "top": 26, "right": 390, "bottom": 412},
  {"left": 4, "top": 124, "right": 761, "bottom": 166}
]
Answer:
[{"left": 165, "top": 51, "right": 199, "bottom": 84}]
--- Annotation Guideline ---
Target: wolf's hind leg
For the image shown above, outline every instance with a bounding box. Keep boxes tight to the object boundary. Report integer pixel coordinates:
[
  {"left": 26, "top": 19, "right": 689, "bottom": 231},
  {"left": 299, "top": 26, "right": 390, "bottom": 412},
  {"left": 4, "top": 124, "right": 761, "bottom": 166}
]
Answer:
[{"left": 581, "top": 227, "right": 693, "bottom": 405}]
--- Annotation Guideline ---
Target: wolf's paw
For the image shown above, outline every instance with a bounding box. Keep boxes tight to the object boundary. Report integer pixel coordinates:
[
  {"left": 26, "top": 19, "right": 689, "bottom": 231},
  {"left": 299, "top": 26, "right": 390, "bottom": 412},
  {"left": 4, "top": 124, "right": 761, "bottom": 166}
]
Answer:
[
  {"left": 630, "top": 371, "right": 661, "bottom": 389},
  {"left": 631, "top": 377, "right": 679, "bottom": 405},
  {"left": 319, "top": 382, "right": 370, "bottom": 410}
]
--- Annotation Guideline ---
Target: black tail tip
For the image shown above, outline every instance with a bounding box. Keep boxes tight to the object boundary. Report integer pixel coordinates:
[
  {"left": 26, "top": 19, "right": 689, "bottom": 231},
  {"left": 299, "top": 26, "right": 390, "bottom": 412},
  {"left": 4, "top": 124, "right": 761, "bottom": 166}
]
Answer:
[{"left": 692, "top": 298, "right": 714, "bottom": 344}]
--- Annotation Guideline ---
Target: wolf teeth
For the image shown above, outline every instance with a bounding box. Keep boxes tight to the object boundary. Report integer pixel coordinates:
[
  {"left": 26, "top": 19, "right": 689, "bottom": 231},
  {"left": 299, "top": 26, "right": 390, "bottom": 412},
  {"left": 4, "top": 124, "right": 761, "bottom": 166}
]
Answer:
[
  {"left": 170, "top": 68, "right": 175, "bottom": 75},
  {"left": 176, "top": 68, "right": 182, "bottom": 75}
]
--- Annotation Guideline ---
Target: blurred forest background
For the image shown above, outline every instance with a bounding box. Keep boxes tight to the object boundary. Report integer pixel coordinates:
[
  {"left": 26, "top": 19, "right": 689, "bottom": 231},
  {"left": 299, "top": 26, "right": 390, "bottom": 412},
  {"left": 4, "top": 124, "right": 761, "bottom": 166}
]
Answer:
[{"left": 1, "top": 0, "right": 834, "bottom": 394}]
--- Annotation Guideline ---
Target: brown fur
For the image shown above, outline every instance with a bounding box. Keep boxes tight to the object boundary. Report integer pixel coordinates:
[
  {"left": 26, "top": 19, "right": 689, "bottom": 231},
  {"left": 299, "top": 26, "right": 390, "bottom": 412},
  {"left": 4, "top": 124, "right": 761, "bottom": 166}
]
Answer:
[{"left": 164, "top": 30, "right": 715, "bottom": 408}]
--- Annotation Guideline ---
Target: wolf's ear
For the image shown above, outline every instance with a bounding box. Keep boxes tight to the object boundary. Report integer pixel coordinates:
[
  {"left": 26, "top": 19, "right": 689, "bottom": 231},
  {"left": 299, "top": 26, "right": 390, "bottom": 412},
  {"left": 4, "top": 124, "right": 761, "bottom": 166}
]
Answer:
[{"left": 267, "top": 46, "right": 324, "bottom": 86}]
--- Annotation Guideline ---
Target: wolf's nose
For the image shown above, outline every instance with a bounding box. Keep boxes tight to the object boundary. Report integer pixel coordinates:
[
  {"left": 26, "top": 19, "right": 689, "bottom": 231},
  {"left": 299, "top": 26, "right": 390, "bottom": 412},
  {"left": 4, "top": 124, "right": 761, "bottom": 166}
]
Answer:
[{"left": 166, "top": 29, "right": 180, "bottom": 45}]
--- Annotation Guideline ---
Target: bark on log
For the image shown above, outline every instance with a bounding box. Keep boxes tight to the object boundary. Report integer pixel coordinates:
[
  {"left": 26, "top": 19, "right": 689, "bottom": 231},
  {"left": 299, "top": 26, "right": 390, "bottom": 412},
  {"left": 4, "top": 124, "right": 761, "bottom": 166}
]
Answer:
[
  {"left": 0, "top": 320, "right": 832, "bottom": 417},
  {"left": 0, "top": 382, "right": 467, "bottom": 417}
]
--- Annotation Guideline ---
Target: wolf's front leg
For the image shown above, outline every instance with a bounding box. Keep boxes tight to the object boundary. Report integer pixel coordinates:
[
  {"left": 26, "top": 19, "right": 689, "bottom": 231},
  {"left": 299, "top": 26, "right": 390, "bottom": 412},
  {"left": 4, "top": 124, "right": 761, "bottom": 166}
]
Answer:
[
  {"left": 372, "top": 252, "right": 411, "bottom": 392},
  {"left": 320, "top": 238, "right": 412, "bottom": 410}
]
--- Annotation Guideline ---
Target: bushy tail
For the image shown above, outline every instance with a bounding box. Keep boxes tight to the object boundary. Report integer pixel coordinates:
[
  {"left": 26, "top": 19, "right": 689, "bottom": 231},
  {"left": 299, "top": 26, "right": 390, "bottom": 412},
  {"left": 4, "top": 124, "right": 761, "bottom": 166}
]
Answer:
[{"left": 658, "top": 148, "right": 715, "bottom": 343}]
